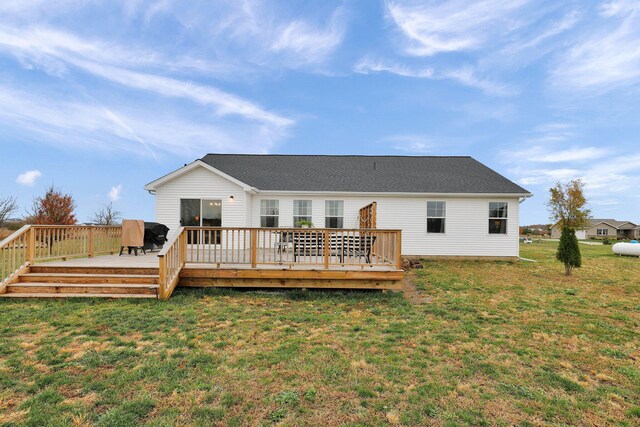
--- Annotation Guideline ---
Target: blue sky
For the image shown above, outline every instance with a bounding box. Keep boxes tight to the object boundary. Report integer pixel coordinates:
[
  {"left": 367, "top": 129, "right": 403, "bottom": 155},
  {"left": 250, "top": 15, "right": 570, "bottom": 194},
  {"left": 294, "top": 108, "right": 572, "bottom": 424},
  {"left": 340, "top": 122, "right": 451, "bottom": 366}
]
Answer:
[{"left": 0, "top": 0, "right": 639, "bottom": 225}]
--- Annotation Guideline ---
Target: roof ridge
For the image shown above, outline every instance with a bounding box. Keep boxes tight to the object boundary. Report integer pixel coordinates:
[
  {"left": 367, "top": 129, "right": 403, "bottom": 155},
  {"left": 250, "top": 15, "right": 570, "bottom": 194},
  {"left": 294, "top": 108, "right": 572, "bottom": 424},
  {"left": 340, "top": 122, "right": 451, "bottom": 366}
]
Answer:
[{"left": 202, "top": 153, "right": 473, "bottom": 159}]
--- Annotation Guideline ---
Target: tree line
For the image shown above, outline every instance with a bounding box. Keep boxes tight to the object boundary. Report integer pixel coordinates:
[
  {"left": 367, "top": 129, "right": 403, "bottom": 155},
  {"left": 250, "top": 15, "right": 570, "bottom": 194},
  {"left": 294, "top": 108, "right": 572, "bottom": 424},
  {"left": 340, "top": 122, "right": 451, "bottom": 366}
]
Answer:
[{"left": 0, "top": 185, "right": 121, "bottom": 228}]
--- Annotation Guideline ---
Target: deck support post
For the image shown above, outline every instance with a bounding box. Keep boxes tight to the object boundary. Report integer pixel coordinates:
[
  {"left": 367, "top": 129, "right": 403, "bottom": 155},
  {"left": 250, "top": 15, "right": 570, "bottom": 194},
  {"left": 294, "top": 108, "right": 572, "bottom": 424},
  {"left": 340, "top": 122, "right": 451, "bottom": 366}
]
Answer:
[
  {"left": 179, "top": 230, "right": 187, "bottom": 264},
  {"left": 158, "top": 255, "right": 167, "bottom": 300},
  {"left": 396, "top": 230, "right": 402, "bottom": 270},
  {"left": 27, "top": 226, "right": 35, "bottom": 263},
  {"left": 323, "top": 230, "right": 330, "bottom": 269},
  {"left": 88, "top": 226, "right": 95, "bottom": 258},
  {"left": 250, "top": 229, "right": 257, "bottom": 268}
]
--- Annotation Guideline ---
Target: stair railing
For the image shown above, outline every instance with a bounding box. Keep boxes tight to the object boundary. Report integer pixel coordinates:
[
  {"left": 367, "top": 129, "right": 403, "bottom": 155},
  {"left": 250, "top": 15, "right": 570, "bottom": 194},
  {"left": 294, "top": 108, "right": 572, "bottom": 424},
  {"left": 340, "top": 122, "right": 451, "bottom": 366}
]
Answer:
[{"left": 157, "top": 227, "right": 185, "bottom": 300}]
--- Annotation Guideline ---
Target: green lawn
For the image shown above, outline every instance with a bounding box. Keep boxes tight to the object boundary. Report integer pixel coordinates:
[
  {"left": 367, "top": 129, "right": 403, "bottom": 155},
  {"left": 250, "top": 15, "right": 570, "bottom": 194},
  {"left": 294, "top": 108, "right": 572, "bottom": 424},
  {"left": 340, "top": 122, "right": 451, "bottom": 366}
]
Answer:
[{"left": 1, "top": 242, "right": 639, "bottom": 426}]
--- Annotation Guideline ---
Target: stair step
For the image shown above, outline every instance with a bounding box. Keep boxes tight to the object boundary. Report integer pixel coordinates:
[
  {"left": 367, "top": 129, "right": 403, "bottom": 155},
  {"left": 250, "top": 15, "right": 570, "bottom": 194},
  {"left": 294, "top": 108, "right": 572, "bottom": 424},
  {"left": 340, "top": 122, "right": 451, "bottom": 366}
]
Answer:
[
  {"left": 29, "top": 266, "right": 159, "bottom": 275},
  {"left": 7, "top": 283, "right": 159, "bottom": 295},
  {"left": 0, "top": 292, "right": 156, "bottom": 299},
  {"left": 19, "top": 273, "right": 158, "bottom": 284}
]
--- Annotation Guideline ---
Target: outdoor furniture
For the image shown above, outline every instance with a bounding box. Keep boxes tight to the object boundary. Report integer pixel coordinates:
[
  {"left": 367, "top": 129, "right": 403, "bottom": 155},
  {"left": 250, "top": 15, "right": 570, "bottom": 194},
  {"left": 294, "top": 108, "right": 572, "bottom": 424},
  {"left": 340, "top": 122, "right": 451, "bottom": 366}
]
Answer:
[
  {"left": 341, "top": 235, "right": 376, "bottom": 264},
  {"left": 275, "top": 231, "right": 292, "bottom": 253},
  {"left": 119, "top": 219, "right": 146, "bottom": 256},
  {"left": 292, "top": 231, "right": 323, "bottom": 261}
]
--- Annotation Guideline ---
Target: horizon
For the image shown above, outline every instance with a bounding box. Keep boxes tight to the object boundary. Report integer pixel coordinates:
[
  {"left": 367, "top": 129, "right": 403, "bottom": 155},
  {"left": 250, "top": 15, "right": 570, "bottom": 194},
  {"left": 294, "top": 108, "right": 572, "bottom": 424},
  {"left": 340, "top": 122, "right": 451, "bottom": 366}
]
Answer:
[{"left": 1, "top": 1, "right": 638, "bottom": 225}]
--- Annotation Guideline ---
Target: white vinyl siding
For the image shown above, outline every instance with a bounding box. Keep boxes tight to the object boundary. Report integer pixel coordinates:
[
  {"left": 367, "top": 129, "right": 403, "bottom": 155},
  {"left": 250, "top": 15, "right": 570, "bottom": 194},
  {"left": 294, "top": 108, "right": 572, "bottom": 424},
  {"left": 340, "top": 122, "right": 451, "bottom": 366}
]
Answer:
[
  {"left": 153, "top": 165, "right": 247, "bottom": 237},
  {"left": 251, "top": 195, "right": 520, "bottom": 257}
]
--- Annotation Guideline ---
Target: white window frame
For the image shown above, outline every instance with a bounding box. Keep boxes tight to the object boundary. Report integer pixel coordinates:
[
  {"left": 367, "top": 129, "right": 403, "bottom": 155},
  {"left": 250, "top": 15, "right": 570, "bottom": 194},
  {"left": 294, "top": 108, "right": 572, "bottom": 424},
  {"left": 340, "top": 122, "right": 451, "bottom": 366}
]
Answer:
[
  {"left": 426, "top": 201, "right": 446, "bottom": 234},
  {"left": 260, "top": 200, "right": 279, "bottom": 228},
  {"left": 325, "top": 200, "right": 344, "bottom": 229},
  {"left": 488, "top": 202, "right": 508, "bottom": 235},
  {"left": 293, "top": 200, "right": 312, "bottom": 226},
  {"left": 596, "top": 228, "right": 608, "bottom": 236}
]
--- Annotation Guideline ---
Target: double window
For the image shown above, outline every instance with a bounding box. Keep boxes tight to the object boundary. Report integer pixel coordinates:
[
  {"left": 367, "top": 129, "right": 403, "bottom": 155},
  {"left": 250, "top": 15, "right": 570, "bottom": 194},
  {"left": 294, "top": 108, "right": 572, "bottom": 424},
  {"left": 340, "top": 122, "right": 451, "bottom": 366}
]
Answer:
[
  {"left": 325, "top": 200, "right": 344, "bottom": 228},
  {"left": 489, "top": 202, "right": 508, "bottom": 234},
  {"left": 293, "top": 200, "right": 312, "bottom": 226},
  {"left": 260, "top": 200, "right": 279, "bottom": 228},
  {"left": 597, "top": 228, "right": 608, "bottom": 236},
  {"left": 427, "top": 201, "right": 446, "bottom": 233}
]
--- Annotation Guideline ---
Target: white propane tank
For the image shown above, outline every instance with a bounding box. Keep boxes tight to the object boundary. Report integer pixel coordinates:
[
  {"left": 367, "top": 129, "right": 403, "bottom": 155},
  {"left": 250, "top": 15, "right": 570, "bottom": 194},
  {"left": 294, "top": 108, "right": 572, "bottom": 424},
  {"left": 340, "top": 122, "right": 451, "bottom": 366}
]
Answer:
[{"left": 612, "top": 242, "right": 640, "bottom": 257}]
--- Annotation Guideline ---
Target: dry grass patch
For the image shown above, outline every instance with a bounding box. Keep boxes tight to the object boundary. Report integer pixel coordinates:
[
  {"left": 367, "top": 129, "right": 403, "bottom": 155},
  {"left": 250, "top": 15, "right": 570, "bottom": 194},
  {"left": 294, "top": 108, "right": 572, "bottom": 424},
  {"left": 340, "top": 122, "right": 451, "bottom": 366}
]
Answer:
[{"left": 0, "top": 241, "right": 638, "bottom": 425}]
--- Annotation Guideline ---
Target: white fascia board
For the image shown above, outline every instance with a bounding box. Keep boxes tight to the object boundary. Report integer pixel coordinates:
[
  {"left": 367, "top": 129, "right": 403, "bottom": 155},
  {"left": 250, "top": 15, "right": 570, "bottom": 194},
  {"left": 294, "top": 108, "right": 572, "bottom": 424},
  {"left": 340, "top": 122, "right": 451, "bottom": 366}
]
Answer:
[{"left": 255, "top": 190, "right": 533, "bottom": 198}]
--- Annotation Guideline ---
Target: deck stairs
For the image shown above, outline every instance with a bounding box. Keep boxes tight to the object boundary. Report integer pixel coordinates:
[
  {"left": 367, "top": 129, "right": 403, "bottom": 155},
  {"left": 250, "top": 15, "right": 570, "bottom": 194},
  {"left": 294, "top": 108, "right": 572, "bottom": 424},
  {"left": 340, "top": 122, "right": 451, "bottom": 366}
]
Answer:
[{"left": 0, "top": 265, "right": 160, "bottom": 299}]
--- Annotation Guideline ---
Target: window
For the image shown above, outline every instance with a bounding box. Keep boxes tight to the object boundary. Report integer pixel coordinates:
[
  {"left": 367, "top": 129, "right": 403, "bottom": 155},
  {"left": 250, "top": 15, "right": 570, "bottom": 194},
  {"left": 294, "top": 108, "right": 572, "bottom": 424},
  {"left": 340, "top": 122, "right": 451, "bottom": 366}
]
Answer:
[
  {"left": 597, "top": 228, "right": 608, "bottom": 236},
  {"left": 293, "top": 200, "right": 312, "bottom": 226},
  {"left": 325, "top": 200, "right": 344, "bottom": 228},
  {"left": 489, "top": 202, "right": 508, "bottom": 234},
  {"left": 427, "top": 201, "right": 446, "bottom": 233},
  {"left": 260, "top": 200, "right": 279, "bottom": 228}
]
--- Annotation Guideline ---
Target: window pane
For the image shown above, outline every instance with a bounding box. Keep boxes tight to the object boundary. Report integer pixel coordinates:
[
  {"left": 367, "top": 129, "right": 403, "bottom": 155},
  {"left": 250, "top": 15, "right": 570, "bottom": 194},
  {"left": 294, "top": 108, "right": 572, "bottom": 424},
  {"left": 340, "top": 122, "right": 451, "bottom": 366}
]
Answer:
[
  {"left": 260, "top": 200, "right": 279, "bottom": 216},
  {"left": 489, "top": 219, "right": 507, "bottom": 234},
  {"left": 489, "top": 202, "right": 508, "bottom": 218},
  {"left": 325, "top": 200, "right": 344, "bottom": 216},
  {"left": 293, "top": 200, "right": 312, "bottom": 216},
  {"left": 261, "top": 216, "right": 278, "bottom": 228},
  {"left": 427, "top": 201, "right": 446, "bottom": 218},
  {"left": 325, "top": 217, "right": 343, "bottom": 228},
  {"left": 427, "top": 218, "right": 445, "bottom": 233},
  {"left": 202, "top": 199, "right": 222, "bottom": 227}
]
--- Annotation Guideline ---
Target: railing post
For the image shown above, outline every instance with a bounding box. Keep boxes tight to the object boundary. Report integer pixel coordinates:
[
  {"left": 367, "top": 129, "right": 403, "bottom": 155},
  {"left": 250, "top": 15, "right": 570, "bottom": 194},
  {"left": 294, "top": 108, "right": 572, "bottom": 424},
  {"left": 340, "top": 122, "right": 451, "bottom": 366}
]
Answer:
[
  {"left": 179, "top": 229, "right": 187, "bottom": 264},
  {"left": 324, "top": 229, "right": 330, "bottom": 269},
  {"left": 250, "top": 229, "right": 257, "bottom": 268},
  {"left": 88, "top": 226, "right": 95, "bottom": 258},
  {"left": 158, "top": 255, "right": 166, "bottom": 300},
  {"left": 27, "top": 227, "right": 36, "bottom": 263},
  {"left": 396, "top": 230, "right": 403, "bottom": 270}
]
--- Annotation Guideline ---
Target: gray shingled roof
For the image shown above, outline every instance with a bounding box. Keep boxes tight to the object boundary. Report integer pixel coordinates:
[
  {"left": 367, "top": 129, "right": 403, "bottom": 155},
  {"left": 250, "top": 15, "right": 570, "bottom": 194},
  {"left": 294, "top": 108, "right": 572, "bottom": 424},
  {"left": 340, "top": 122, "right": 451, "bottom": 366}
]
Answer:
[{"left": 200, "top": 154, "right": 531, "bottom": 194}]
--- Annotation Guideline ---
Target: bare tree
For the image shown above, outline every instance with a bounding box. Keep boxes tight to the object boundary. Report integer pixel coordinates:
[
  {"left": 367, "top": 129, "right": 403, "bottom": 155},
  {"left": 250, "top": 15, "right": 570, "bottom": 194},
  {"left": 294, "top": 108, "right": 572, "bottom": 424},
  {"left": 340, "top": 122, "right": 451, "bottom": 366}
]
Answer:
[
  {"left": 91, "top": 202, "right": 122, "bottom": 225},
  {"left": 0, "top": 195, "right": 19, "bottom": 227}
]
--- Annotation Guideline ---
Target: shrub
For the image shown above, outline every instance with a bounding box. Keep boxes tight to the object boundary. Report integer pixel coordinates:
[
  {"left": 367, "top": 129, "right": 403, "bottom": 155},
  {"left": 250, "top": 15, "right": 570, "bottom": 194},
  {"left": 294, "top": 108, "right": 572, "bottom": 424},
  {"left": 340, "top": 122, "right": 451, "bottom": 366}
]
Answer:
[{"left": 556, "top": 227, "right": 581, "bottom": 275}]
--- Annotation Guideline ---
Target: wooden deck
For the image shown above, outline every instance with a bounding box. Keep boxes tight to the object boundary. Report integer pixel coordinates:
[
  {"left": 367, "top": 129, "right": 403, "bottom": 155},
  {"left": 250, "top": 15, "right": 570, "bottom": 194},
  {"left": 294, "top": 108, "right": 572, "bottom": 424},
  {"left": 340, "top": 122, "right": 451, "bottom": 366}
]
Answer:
[{"left": 1, "top": 225, "right": 403, "bottom": 299}]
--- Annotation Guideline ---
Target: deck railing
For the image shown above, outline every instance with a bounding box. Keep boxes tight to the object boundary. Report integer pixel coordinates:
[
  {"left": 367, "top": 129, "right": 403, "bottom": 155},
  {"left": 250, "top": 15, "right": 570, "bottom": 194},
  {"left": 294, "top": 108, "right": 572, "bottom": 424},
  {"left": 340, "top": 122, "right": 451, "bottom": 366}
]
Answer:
[
  {"left": 0, "top": 224, "right": 122, "bottom": 292},
  {"left": 157, "top": 227, "right": 185, "bottom": 300},
  {"left": 182, "top": 227, "right": 402, "bottom": 269}
]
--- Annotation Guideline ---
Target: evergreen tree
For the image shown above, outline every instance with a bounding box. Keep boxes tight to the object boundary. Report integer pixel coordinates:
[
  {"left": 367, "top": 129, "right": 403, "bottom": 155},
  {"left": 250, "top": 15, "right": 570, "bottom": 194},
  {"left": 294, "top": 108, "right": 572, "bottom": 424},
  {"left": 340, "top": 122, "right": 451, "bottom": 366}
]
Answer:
[{"left": 557, "top": 226, "right": 581, "bottom": 276}]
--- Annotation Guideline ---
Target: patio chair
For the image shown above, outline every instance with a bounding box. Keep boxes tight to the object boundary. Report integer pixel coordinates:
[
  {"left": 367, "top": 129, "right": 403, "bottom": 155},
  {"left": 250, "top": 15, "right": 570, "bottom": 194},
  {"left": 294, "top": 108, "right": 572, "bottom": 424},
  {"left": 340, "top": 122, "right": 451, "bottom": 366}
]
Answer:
[
  {"left": 341, "top": 234, "right": 376, "bottom": 264},
  {"left": 292, "top": 231, "right": 323, "bottom": 261}
]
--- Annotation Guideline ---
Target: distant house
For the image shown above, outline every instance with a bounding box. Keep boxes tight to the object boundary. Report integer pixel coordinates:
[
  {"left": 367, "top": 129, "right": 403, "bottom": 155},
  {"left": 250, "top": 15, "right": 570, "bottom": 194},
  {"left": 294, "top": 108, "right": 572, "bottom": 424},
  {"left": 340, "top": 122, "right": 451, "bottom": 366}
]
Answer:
[
  {"left": 145, "top": 154, "right": 532, "bottom": 259},
  {"left": 550, "top": 219, "right": 640, "bottom": 240}
]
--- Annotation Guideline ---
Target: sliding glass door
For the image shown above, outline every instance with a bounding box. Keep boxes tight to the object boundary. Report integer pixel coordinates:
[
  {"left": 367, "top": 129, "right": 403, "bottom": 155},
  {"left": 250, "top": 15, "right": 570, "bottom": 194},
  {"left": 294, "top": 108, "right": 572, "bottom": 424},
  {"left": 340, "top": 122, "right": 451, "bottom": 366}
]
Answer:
[{"left": 180, "top": 199, "right": 222, "bottom": 244}]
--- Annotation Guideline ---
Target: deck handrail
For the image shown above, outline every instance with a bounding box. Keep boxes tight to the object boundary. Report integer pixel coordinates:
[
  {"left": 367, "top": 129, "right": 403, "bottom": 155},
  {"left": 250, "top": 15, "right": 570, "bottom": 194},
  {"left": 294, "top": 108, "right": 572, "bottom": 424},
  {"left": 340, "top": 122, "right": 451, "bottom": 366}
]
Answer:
[
  {"left": 0, "top": 225, "right": 32, "bottom": 292},
  {"left": 1, "top": 224, "right": 123, "bottom": 292},
  {"left": 157, "top": 227, "right": 185, "bottom": 300},
  {"left": 181, "top": 226, "right": 402, "bottom": 270}
]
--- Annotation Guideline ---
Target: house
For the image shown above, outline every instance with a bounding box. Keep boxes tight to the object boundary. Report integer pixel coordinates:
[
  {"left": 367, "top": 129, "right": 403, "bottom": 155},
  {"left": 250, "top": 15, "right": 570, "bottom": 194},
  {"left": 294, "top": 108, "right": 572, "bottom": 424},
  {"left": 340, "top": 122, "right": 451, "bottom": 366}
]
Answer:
[
  {"left": 550, "top": 219, "right": 640, "bottom": 240},
  {"left": 144, "top": 154, "right": 532, "bottom": 259}
]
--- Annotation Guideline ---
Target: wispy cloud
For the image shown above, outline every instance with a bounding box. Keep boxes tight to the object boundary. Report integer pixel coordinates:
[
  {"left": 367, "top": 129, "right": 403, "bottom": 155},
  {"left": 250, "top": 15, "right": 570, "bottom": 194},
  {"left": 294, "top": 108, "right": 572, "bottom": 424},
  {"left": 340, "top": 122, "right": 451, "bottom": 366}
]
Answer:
[
  {"left": 383, "top": 134, "right": 433, "bottom": 153},
  {"left": 16, "top": 169, "right": 42, "bottom": 186},
  {"left": 269, "top": 8, "right": 347, "bottom": 66},
  {"left": 510, "top": 146, "right": 608, "bottom": 163},
  {"left": 385, "top": 0, "right": 532, "bottom": 56},
  {"left": 108, "top": 185, "right": 123, "bottom": 202},
  {"left": 354, "top": 58, "right": 514, "bottom": 96},
  {"left": 551, "top": 2, "right": 640, "bottom": 91},
  {"left": 0, "top": 85, "right": 282, "bottom": 157}
]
